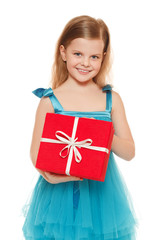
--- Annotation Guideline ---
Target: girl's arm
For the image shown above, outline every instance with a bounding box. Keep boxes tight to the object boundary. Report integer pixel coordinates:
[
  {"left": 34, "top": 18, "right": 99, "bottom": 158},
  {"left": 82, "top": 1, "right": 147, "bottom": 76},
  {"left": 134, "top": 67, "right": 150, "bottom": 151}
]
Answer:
[
  {"left": 111, "top": 91, "right": 135, "bottom": 161},
  {"left": 30, "top": 97, "right": 82, "bottom": 183}
]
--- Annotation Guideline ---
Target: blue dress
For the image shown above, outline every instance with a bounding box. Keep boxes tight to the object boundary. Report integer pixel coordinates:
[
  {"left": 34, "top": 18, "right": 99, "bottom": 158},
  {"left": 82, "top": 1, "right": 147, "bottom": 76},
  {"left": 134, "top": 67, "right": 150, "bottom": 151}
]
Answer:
[{"left": 22, "top": 85, "right": 137, "bottom": 240}]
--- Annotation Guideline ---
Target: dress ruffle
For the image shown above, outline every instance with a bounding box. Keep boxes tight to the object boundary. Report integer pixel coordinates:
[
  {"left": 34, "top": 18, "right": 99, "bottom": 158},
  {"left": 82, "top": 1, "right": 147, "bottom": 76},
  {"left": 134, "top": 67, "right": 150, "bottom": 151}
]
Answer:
[{"left": 22, "top": 152, "right": 137, "bottom": 240}]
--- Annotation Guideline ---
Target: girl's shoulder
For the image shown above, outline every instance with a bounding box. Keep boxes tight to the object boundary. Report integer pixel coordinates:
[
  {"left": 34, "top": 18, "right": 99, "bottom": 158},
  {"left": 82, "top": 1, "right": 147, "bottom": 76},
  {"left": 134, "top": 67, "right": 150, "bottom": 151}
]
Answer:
[
  {"left": 112, "top": 90, "right": 121, "bottom": 105},
  {"left": 32, "top": 88, "right": 55, "bottom": 114},
  {"left": 111, "top": 89, "right": 126, "bottom": 117},
  {"left": 35, "top": 97, "right": 54, "bottom": 122},
  {"left": 39, "top": 96, "right": 54, "bottom": 112}
]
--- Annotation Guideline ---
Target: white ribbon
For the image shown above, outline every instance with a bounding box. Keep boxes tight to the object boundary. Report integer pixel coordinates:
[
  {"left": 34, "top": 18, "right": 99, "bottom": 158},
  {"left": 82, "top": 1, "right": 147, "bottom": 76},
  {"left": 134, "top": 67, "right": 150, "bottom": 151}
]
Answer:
[{"left": 40, "top": 117, "right": 109, "bottom": 175}]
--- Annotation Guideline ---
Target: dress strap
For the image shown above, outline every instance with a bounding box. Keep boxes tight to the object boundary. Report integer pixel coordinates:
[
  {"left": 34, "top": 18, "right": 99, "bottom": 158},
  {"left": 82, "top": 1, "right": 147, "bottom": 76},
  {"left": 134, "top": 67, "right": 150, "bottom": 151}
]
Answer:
[
  {"left": 102, "top": 84, "right": 112, "bottom": 112},
  {"left": 32, "top": 88, "right": 64, "bottom": 112}
]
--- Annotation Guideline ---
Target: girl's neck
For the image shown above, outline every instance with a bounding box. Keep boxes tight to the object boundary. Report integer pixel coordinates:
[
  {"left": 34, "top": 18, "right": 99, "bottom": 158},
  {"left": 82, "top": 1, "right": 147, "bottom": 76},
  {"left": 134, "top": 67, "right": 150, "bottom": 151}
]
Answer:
[{"left": 61, "top": 77, "right": 100, "bottom": 92}]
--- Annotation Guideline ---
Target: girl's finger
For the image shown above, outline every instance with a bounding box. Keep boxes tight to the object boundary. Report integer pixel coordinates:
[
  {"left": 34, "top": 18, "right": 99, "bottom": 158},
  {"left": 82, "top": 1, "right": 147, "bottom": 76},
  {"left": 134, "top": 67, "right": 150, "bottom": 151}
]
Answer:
[{"left": 44, "top": 172, "right": 83, "bottom": 184}]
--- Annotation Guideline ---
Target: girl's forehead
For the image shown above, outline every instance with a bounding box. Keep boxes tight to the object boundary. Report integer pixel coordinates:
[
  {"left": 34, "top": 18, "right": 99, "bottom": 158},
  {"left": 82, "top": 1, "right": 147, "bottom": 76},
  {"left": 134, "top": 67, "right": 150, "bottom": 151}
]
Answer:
[{"left": 67, "top": 38, "right": 104, "bottom": 52}]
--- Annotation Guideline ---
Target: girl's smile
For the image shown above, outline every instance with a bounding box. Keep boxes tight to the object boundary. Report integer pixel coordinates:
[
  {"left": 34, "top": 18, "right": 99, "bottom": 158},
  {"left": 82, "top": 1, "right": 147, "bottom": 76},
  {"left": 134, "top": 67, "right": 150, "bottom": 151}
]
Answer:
[
  {"left": 60, "top": 38, "right": 105, "bottom": 84},
  {"left": 76, "top": 67, "right": 92, "bottom": 75}
]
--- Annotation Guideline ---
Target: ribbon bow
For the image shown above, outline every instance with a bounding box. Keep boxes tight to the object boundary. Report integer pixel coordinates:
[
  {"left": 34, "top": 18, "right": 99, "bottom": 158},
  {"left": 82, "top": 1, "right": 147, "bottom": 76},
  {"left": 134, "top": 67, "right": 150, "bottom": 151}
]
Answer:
[
  {"left": 102, "top": 84, "right": 112, "bottom": 92},
  {"left": 55, "top": 131, "right": 92, "bottom": 163},
  {"left": 32, "top": 88, "right": 54, "bottom": 98}
]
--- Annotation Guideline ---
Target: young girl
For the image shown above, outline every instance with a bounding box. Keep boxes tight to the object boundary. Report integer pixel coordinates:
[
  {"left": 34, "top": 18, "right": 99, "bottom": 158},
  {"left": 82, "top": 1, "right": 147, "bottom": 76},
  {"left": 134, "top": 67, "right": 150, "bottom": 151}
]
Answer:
[{"left": 23, "top": 15, "right": 137, "bottom": 239}]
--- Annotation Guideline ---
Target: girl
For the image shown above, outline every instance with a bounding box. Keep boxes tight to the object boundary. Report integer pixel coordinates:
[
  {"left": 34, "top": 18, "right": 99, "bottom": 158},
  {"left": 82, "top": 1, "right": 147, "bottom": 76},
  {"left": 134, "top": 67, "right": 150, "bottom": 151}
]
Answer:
[{"left": 23, "top": 15, "right": 137, "bottom": 239}]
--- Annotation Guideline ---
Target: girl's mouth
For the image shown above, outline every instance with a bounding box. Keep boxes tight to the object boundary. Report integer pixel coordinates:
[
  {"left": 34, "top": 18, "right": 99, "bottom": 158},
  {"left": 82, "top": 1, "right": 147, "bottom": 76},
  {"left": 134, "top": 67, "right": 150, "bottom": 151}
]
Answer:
[{"left": 76, "top": 68, "right": 91, "bottom": 74}]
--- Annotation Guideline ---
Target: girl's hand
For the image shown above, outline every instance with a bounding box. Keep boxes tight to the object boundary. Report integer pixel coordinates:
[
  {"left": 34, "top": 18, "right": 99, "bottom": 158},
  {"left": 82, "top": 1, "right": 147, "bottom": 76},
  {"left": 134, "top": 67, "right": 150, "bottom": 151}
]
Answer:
[
  {"left": 83, "top": 117, "right": 95, "bottom": 119},
  {"left": 38, "top": 170, "right": 83, "bottom": 184}
]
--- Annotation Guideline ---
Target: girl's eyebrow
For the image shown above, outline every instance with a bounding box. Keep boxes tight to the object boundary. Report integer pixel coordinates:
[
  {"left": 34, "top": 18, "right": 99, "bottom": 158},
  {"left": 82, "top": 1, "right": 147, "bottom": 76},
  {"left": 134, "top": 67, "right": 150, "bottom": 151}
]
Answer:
[
  {"left": 72, "top": 50, "right": 81, "bottom": 52},
  {"left": 72, "top": 50, "right": 102, "bottom": 56}
]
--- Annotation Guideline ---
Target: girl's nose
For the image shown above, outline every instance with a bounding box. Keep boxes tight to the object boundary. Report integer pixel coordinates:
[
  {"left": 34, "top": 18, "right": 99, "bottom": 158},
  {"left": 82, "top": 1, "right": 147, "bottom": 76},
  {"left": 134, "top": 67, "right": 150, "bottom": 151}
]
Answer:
[{"left": 81, "top": 57, "right": 90, "bottom": 67}]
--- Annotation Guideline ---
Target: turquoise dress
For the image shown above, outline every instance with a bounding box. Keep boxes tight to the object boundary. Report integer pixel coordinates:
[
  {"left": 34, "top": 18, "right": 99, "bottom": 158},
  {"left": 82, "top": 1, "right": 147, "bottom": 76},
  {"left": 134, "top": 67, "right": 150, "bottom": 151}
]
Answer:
[{"left": 22, "top": 85, "right": 137, "bottom": 240}]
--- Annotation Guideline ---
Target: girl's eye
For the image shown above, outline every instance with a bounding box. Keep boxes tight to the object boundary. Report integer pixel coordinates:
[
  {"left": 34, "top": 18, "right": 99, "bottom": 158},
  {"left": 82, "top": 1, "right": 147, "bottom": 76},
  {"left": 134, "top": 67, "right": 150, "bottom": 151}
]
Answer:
[
  {"left": 91, "top": 55, "right": 99, "bottom": 59},
  {"left": 74, "top": 53, "right": 81, "bottom": 56}
]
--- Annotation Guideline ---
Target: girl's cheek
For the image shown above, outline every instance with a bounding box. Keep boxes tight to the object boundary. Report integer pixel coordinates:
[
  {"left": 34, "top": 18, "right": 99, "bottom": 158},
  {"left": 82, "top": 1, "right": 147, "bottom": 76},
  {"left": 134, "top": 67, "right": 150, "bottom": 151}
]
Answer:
[
  {"left": 94, "top": 63, "right": 102, "bottom": 72},
  {"left": 69, "top": 57, "right": 78, "bottom": 65}
]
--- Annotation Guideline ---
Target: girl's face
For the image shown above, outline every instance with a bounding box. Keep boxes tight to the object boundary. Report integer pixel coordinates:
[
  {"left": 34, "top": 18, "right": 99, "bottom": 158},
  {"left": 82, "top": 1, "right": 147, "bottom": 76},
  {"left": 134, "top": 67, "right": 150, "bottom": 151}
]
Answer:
[{"left": 60, "top": 38, "right": 105, "bottom": 84}]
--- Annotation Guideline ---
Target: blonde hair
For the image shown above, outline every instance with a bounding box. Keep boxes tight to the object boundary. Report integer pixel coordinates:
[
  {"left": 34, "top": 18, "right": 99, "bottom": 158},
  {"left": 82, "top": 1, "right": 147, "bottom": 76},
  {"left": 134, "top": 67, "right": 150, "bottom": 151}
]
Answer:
[{"left": 50, "top": 15, "right": 113, "bottom": 89}]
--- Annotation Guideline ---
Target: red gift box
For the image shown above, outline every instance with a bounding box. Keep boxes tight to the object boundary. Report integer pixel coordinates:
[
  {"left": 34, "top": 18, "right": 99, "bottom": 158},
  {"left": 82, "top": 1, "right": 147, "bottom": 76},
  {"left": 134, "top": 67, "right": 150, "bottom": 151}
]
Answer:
[{"left": 36, "top": 113, "right": 114, "bottom": 181}]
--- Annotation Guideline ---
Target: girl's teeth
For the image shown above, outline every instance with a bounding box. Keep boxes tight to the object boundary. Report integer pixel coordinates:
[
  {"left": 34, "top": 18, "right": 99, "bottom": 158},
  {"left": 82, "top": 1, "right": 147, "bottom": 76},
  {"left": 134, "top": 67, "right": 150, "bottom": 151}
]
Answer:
[{"left": 78, "top": 69, "right": 89, "bottom": 72}]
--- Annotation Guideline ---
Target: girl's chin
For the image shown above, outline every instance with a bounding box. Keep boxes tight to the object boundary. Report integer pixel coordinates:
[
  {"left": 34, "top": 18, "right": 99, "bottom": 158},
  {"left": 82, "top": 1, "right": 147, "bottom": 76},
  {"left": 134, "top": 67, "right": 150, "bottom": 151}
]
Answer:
[{"left": 67, "top": 73, "right": 96, "bottom": 84}]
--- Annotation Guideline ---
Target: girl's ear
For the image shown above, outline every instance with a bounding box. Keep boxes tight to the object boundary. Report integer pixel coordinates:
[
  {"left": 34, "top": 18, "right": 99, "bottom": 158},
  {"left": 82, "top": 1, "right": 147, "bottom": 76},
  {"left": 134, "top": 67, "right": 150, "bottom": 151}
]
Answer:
[
  {"left": 60, "top": 45, "right": 67, "bottom": 61},
  {"left": 101, "top": 52, "right": 106, "bottom": 63}
]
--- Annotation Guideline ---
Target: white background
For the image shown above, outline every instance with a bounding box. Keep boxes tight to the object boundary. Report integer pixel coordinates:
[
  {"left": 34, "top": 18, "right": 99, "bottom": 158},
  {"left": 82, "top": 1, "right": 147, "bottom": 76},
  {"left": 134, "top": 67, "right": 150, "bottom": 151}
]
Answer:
[{"left": 0, "top": 0, "right": 160, "bottom": 239}]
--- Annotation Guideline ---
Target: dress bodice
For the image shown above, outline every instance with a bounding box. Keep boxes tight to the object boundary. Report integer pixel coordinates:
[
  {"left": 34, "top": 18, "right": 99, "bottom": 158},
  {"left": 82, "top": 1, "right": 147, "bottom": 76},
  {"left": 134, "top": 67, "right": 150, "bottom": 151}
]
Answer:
[{"left": 32, "top": 84, "right": 112, "bottom": 122}]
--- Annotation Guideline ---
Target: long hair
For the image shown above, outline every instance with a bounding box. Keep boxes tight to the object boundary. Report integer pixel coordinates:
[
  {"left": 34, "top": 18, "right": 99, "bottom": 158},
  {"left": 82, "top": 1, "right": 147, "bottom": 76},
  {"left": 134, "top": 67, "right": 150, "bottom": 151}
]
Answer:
[{"left": 50, "top": 15, "right": 113, "bottom": 89}]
